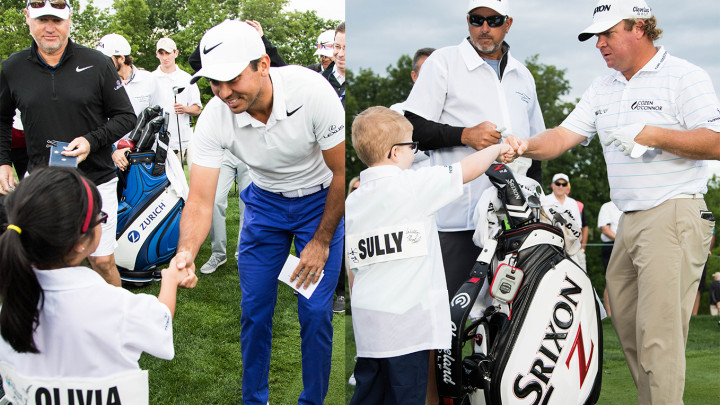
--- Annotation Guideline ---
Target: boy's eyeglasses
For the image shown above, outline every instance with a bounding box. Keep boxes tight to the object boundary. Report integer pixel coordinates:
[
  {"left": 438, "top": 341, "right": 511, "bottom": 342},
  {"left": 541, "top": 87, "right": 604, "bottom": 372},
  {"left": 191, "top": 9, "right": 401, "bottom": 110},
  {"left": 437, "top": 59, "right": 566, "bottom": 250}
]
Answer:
[
  {"left": 554, "top": 181, "right": 568, "bottom": 187},
  {"left": 468, "top": 14, "right": 507, "bottom": 28},
  {"left": 28, "top": 0, "right": 69, "bottom": 10},
  {"left": 96, "top": 211, "right": 108, "bottom": 225},
  {"left": 387, "top": 142, "right": 419, "bottom": 159}
]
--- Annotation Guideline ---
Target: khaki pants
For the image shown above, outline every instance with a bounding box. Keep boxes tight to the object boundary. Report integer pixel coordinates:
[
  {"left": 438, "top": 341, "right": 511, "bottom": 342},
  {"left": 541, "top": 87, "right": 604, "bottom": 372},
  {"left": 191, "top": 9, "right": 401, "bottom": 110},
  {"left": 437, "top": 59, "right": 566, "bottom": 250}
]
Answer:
[{"left": 607, "top": 197, "right": 713, "bottom": 405}]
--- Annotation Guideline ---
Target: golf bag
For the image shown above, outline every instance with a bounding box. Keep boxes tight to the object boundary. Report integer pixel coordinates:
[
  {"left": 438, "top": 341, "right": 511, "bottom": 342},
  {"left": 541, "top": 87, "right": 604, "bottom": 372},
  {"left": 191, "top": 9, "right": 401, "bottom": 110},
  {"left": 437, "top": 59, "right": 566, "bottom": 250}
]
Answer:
[
  {"left": 115, "top": 106, "right": 185, "bottom": 284},
  {"left": 437, "top": 164, "right": 602, "bottom": 405}
]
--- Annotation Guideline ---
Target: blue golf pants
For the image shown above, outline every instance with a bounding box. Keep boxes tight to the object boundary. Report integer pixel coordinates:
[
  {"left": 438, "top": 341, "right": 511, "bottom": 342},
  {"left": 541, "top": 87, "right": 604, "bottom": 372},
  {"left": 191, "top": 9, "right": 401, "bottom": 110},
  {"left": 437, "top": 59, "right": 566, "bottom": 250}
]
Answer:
[{"left": 237, "top": 183, "right": 343, "bottom": 405}]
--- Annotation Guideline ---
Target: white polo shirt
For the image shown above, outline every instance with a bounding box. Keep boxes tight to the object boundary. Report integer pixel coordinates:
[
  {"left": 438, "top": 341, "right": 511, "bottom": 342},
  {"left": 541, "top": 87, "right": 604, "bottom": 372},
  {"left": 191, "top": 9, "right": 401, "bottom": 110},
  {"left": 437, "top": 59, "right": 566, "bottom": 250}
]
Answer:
[
  {"left": 192, "top": 65, "right": 345, "bottom": 193},
  {"left": 152, "top": 66, "right": 202, "bottom": 151},
  {"left": 0, "top": 266, "right": 173, "bottom": 378},
  {"left": 404, "top": 39, "right": 545, "bottom": 231},
  {"left": 597, "top": 201, "right": 622, "bottom": 243},
  {"left": 561, "top": 47, "right": 720, "bottom": 212},
  {"left": 346, "top": 163, "right": 463, "bottom": 358},
  {"left": 120, "top": 66, "right": 161, "bottom": 140}
]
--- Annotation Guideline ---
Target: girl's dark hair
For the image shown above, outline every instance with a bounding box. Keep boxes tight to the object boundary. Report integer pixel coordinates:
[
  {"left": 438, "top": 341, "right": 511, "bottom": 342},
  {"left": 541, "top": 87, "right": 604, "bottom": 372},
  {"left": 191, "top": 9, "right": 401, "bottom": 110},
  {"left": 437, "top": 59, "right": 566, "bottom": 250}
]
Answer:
[{"left": 0, "top": 167, "right": 101, "bottom": 353}]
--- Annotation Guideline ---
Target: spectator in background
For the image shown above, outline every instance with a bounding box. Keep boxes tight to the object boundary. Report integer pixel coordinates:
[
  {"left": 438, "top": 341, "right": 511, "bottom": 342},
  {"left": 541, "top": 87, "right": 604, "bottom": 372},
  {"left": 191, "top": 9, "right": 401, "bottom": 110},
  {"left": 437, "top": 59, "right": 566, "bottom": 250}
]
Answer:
[
  {"left": 307, "top": 30, "right": 335, "bottom": 74},
  {"left": 597, "top": 200, "right": 622, "bottom": 316},
  {"left": 153, "top": 37, "right": 202, "bottom": 164},
  {"left": 709, "top": 272, "right": 720, "bottom": 316},
  {"left": 566, "top": 181, "right": 588, "bottom": 269},
  {"left": 390, "top": 47, "right": 436, "bottom": 170},
  {"left": 322, "top": 21, "right": 345, "bottom": 107},
  {"left": 96, "top": 33, "right": 161, "bottom": 171}
]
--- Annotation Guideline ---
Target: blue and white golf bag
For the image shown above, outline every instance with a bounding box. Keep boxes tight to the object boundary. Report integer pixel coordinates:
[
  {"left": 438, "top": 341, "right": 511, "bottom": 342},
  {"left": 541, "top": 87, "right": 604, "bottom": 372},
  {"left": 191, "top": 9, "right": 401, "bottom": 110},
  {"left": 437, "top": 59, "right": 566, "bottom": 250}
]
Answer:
[
  {"left": 115, "top": 106, "right": 185, "bottom": 284},
  {"left": 437, "top": 164, "right": 603, "bottom": 405}
]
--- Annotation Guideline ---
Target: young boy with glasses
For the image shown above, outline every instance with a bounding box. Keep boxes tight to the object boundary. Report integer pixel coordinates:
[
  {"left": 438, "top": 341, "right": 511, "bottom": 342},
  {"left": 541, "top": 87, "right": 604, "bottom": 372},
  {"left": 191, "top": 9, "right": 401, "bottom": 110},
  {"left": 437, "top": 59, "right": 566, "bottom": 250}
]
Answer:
[{"left": 346, "top": 106, "right": 512, "bottom": 404}]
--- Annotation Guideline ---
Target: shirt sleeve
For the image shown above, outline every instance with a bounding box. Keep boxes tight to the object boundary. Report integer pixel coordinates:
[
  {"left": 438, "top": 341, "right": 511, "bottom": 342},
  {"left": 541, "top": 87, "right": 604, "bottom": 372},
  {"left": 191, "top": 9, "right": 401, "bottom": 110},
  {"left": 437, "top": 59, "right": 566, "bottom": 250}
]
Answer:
[
  {"left": 561, "top": 82, "right": 598, "bottom": 146},
  {"left": 191, "top": 98, "right": 226, "bottom": 168},
  {"left": 121, "top": 292, "right": 174, "bottom": 361},
  {"left": 674, "top": 67, "right": 720, "bottom": 132},
  {"left": 0, "top": 69, "right": 15, "bottom": 166},
  {"left": 410, "top": 163, "right": 464, "bottom": 216},
  {"left": 310, "top": 73, "right": 345, "bottom": 150},
  {"left": 188, "top": 83, "right": 202, "bottom": 108}
]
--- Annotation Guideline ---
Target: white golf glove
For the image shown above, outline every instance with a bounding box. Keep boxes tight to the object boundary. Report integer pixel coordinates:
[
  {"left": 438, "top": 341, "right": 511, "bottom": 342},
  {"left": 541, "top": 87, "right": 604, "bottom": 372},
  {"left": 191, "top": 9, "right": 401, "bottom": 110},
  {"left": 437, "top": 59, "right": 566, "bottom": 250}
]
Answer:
[{"left": 601, "top": 122, "right": 653, "bottom": 158}]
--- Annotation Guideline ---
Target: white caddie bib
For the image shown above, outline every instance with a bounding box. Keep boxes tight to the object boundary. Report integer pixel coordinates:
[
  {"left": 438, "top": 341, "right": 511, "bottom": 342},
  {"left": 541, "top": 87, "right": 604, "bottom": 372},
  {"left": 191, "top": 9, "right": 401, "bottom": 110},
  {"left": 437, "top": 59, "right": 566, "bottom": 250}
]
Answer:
[
  {"left": 346, "top": 222, "right": 428, "bottom": 267},
  {"left": 0, "top": 362, "right": 148, "bottom": 405}
]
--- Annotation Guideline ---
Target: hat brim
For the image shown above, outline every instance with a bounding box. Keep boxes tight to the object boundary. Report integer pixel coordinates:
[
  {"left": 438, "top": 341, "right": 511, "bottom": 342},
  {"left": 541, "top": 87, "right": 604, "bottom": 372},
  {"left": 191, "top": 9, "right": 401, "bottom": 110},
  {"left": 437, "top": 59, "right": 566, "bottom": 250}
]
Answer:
[
  {"left": 578, "top": 19, "right": 621, "bottom": 42},
  {"left": 190, "top": 62, "right": 248, "bottom": 85},
  {"left": 28, "top": 5, "right": 70, "bottom": 20}
]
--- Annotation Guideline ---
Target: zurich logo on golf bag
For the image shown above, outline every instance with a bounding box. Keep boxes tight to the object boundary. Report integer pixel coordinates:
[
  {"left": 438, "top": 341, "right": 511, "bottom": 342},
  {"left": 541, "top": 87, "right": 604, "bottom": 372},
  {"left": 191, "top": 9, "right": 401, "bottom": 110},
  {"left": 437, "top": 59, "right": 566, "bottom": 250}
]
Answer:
[
  {"left": 437, "top": 164, "right": 603, "bottom": 405},
  {"left": 114, "top": 106, "right": 187, "bottom": 285}
]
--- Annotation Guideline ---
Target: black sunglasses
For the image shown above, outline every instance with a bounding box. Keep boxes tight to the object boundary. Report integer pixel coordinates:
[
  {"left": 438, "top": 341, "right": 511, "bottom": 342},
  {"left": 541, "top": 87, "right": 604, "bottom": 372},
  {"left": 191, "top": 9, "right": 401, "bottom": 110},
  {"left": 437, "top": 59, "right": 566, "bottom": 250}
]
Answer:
[
  {"left": 554, "top": 181, "right": 568, "bottom": 187},
  {"left": 28, "top": 0, "right": 69, "bottom": 9},
  {"left": 387, "top": 142, "right": 419, "bottom": 158},
  {"left": 468, "top": 14, "right": 508, "bottom": 28}
]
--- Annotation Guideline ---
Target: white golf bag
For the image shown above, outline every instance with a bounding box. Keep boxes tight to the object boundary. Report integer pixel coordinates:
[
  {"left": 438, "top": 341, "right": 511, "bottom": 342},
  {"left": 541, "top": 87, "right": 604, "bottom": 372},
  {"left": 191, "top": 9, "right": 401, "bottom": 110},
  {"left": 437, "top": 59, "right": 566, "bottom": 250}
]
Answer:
[{"left": 436, "top": 164, "right": 602, "bottom": 405}]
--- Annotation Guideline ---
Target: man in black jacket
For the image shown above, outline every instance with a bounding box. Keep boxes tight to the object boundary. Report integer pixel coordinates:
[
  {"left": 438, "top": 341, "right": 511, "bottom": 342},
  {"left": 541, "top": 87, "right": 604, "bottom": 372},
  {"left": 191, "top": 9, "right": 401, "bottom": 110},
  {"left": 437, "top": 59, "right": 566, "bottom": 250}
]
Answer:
[{"left": 0, "top": 0, "right": 136, "bottom": 286}]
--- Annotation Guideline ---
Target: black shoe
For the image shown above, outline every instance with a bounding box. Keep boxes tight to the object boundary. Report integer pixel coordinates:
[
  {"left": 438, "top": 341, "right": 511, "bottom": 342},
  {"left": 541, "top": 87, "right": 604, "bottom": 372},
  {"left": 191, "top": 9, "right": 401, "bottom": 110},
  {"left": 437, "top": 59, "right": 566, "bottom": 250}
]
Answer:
[{"left": 333, "top": 295, "right": 346, "bottom": 313}]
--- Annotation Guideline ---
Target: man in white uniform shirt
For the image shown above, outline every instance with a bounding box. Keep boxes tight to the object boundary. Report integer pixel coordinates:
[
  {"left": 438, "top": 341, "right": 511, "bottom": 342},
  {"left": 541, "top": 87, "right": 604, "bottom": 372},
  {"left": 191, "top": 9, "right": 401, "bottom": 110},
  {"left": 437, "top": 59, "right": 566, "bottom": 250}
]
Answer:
[
  {"left": 153, "top": 37, "right": 202, "bottom": 163},
  {"left": 505, "top": 1, "right": 720, "bottom": 403},
  {"left": 96, "top": 33, "right": 161, "bottom": 170},
  {"left": 541, "top": 173, "right": 584, "bottom": 266},
  {"left": 169, "top": 20, "right": 345, "bottom": 405},
  {"left": 403, "top": 0, "right": 545, "bottom": 298}
]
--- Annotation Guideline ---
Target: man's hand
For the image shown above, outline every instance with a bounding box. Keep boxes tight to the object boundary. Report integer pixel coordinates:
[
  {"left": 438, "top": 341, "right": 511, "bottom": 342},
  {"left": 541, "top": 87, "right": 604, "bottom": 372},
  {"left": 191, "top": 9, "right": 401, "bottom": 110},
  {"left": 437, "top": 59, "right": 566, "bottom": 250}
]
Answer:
[
  {"left": 63, "top": 136, "right": 92, "bottom": 163},
  {"left": 163, "top": 260, "right": 198, "bottom": 289},
  {"left": 169, "top": 250, "right": 198, "bottom": 288},
  {"left": 290, "top": 238, "right": 329, "bottom": 290},
  {"left": 0, "top": 165, "right": 17, "bottom": 195},
  {"left": 245, "top": 20, "right": 264, "bottom": 37},
  {"left": 174, "top": 103, "right": 187, "bottom": 115},
  {"left": 461, "top": 121, "right": 502, "bottom": 150},
  {"left": 112, "top": 147, "right": 131, "bottom": 171},
  {"left": 601, "top": 123, "right": 651, "bottom": 158},
  {"left": 503, "top": 135, "right": 529, "bottom": 159}
]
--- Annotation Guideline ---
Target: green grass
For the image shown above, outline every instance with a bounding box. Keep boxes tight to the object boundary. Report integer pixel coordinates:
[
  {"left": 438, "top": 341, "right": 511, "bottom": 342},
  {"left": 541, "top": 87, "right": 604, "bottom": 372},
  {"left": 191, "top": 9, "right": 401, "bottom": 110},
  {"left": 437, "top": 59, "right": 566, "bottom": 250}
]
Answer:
[
  {"left": 345, "top": 316, "right": 720, "bottom": 404},
  {"left": 132, "top": 185, "right": 346, "bottom": 404}
]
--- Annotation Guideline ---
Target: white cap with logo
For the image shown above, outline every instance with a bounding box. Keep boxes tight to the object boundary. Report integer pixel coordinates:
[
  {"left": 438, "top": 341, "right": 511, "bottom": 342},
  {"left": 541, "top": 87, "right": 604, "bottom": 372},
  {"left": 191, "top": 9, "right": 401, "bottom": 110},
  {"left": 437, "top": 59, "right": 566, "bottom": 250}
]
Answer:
[
  {"left": 26, "top": 0, "right": 71, "bottom": 20},
  {"left": 190, "top": 20, "right": 265, "bottom": 85},
  {"left": 96, "top": 33, "right": 131, "bottom": 57},
  {"left": 314, "top": 30, "right": 335, "bottom": 57},
  {"left": 578, "top": 0, "right": 652, "bottom": 42},
  {"left": 156, "top": 37, "right": 177, "bottom": 53},
  {"left": 466, "top": 0, "right": 510, "bottom": 16}
]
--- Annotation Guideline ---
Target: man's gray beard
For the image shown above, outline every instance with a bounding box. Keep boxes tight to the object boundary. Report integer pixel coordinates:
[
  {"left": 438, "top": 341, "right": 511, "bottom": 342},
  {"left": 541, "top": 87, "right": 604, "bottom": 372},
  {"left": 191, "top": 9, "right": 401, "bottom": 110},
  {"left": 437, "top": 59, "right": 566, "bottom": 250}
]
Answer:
[{"left": 470, "top": 37, "right": 501, "bottom": 57}]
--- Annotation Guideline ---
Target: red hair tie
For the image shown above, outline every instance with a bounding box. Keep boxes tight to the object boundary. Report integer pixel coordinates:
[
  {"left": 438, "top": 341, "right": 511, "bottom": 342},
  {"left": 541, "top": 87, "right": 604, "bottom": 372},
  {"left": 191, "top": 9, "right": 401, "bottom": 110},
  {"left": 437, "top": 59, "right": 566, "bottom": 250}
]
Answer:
[{"left": 80, "top": 178, "right": 93, "bottom": 233}]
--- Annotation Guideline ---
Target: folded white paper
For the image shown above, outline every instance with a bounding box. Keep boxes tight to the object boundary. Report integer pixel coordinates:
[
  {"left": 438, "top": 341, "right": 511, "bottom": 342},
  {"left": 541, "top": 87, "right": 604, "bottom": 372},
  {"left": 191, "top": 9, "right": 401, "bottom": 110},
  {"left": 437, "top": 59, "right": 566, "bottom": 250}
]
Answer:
[{"left": 278, "top": 254, "right": 325, "bottom": 299}]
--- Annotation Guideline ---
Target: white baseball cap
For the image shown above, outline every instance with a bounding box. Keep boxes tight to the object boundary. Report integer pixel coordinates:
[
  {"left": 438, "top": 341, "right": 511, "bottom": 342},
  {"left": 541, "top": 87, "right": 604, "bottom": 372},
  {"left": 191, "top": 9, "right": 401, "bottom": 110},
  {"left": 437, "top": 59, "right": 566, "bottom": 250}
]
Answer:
[
  {"left": 578, "top": 0, "right": 653, "bottom": 42},
  {"left": 552, "top": 173, "right": 570, "bottom": 183},
  {"left": 26, "top": 0, "right": 71, "bottom": 20},
  {"left": 96, "top": 33, "right": 131, "bottom": 57},
  {"left": 467, "top": 0, "right": 510, "bottom": 15},
  {"left": 314, "top": 30, "right": 335, "bottom": 57},
  {"left": 190, "top": 20, "right": 265, "bottom": 85},
  {"left": 156, "top": 37, "right": 177, "bottom": 52}
]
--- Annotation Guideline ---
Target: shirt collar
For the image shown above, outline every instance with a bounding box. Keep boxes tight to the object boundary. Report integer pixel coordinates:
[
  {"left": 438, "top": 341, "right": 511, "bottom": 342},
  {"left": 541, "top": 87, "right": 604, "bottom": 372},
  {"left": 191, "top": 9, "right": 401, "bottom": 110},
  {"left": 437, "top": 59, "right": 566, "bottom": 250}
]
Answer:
[
  {"left": 33, "top": 266, "right": 106, "bottom": 291},
  {"left": 358, "top": 165, "right": 403, "bottom": 184},
  {"left": 234, "top": 67, "right": 286, "bottom": 128},
  {"left": 459, "top": 38, "right": 514, "bottom": 74},
  {"left": 612, "top": 46, "right": 668, "bottom": 83}
]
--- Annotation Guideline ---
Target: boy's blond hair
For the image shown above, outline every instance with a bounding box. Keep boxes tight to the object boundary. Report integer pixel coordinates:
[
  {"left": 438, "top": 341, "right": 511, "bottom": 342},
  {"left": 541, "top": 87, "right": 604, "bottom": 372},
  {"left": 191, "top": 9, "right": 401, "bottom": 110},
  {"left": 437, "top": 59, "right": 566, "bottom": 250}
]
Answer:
[{"left": 351, "top": 106, "right": 413, "bottom": 166}]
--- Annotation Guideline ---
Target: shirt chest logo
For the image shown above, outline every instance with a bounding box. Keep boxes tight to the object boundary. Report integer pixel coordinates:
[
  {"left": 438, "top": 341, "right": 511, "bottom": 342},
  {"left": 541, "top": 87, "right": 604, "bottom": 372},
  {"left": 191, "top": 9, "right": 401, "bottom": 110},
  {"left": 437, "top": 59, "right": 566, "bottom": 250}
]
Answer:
[
  {"left": 75, "top": 65, "right": 93, "bottom": 72},
  {"left": 630, "top": 100, "right": 663, "bottom": 111},
  {"left": 346, "top": 223, "right": 427, "bottom": 267}
]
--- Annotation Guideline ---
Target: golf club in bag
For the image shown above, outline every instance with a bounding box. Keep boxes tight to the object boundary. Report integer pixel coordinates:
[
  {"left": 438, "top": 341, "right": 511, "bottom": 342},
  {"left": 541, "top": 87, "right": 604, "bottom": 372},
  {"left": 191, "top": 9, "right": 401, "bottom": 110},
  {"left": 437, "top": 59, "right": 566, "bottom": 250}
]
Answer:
[
  {"left": 437, "top": 164, "right": 602, "bottom": 405},
  {"left": 115, "top": 106, "right": 185, "bottom": 285},
  {"left": 172, "top": 86, "right": 186, "bottom": 169}
]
